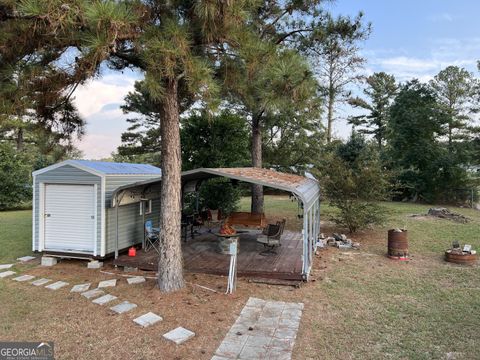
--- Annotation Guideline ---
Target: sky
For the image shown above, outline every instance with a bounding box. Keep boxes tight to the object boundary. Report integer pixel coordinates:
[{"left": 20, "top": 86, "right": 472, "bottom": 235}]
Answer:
[{"left": 73, "top": 0, "right": 480, "bottom": 159}]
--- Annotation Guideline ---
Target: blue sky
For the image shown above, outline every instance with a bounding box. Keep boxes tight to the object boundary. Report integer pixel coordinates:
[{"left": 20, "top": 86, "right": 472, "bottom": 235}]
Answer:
[{"left": 74, "top": 0, "right": 480, "bottom": 159}]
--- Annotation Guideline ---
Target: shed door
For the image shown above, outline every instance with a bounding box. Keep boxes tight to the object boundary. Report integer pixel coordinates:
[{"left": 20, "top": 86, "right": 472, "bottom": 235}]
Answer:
[{"left": 44, "top": 184, "right": 96, "bottom": 253}]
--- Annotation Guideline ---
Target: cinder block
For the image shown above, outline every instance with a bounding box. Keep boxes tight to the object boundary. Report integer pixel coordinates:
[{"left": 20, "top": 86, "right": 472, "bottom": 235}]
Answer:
[
  {"left": 41, "top": 256, "right": 57, "bottom": 267},
  {"left": 87, "top": 260, "right": 103, "bottom": 269},
  {"left": 124, "top": 266, "right": 138, "bottom": 272}
]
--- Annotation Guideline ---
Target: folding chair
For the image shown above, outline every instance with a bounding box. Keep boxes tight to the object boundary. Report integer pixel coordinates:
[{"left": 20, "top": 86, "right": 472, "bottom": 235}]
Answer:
[
  {"left": 144, "top": 220, "right": 160, "bottom": 253},
  {"left": 257, "top": 218, "right": 286, "bottom": 255}
]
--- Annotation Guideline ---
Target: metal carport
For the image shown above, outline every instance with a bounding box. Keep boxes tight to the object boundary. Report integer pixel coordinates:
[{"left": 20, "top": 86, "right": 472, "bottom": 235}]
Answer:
[{"left": 111, "top": 167, "right": 321, "bottom": 279}]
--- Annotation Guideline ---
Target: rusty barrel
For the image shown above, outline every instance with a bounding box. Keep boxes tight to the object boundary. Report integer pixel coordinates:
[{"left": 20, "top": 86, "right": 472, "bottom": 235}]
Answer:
[
  {"left": 445, "top": 251, "right": 477, "bottom": 265},
  {"left": 387, "top": 229, "right": 408, "bottom": 257}
]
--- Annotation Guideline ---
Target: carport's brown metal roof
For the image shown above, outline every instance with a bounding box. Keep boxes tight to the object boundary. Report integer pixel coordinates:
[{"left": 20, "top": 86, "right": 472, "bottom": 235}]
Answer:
[
  {"left": 111, "top": 167, "right": 320, "bottom": 209},
  {"left": 181, "top": 168, "right": 320, "bottom": 209}
]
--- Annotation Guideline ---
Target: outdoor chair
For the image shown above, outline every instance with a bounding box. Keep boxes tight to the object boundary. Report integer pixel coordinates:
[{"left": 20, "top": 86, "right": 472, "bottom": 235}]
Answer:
[
  {"left": 144, "top": 220, "right": 160, "bottom": 253},
  {"left": 256, "top": 218, "right": 286, "bottom": 255}
]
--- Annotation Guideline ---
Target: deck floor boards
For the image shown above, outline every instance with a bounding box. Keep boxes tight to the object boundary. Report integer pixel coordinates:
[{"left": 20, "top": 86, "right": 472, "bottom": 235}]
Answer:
[{"left": 113, "top": 230, "right": 303, "bottom": 281}]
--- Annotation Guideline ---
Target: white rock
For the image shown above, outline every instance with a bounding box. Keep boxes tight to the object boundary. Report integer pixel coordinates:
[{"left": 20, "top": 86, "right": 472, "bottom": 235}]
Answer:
[
  {"left": 70, "top": 283, "right": 91, "bottom": 293},
  {"left": 110, "top": 301, "right": 137, "bottom": 314},
  {"left": 92, "top": 294, "right": 118, "bottom": 305},
  {"left": 127, "top": 276, "right": 146, "bottom": 285},
  {"left": 13, "top": 275, "right": 35, "bottom": 282},
  {"left": 163, "top": 327, "right": 196, "bottom": 344},
  {"left": 45, "top": 281, "right": 69, "bottom": 290},
  {"left": 81, "top": 289, "right": 105, "bottom": 299},
  {"left": 0, "top": 264, "right": 14, "bottom": 270},
  {"left": 133, "top": 312, "right": 163, "bottom": 327},
  {"left": 17, "top": 256, "right": 36, "bottom": 262},
  {"left": 98, "top": 279, "right": 117, "bottom": 288},
  {"left": 31, "top": 278, "right": 51, "bottom": 286},
  {"left": 0, "top": 271, "right": 16, "bottom": 278}
]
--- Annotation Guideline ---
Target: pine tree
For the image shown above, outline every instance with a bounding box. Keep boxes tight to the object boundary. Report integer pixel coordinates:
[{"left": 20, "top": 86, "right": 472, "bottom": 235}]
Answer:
[
  {"left": 1, "top": 0, "right": 254, "bottom": 292},
  {"left": 348, "top": 72, "right": 398, "bottom": 149}
]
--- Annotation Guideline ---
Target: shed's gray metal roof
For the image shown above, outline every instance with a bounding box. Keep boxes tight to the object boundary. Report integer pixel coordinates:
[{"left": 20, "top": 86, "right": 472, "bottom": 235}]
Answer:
[
  {"left": 110, "top": 167, "right": 320, "bottom": 209},
  {"left": 33, "top": 160, "right": 161, "bottom": 176}
]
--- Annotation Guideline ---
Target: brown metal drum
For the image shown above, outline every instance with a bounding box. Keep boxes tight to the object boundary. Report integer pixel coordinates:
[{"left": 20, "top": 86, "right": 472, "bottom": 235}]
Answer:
[
  {"left": 388, "top": 230, "right": 408, "bottom": 257},
  {"left": 445, "top": 251, "right": 477, "bottom": 265}
]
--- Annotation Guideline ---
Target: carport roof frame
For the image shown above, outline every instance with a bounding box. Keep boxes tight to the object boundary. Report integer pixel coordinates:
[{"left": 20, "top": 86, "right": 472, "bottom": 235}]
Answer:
[{"left": 110, "top": 167, "right": 320, "bottom": 209}]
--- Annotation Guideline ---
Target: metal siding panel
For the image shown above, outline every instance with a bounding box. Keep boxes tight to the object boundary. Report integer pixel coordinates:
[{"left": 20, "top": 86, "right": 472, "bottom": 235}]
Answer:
[
  {"left": 44, "top": 184, "right": 95, "bottom": 252},
  {"left": 35, "top": 164, "right": 102, "bottom": 253},
  {"left": 105, "top": 197, "right": 160, "bottom": 254}
]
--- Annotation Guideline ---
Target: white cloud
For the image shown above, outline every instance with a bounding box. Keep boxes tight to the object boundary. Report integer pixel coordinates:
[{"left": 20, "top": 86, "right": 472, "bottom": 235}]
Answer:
[
  {"left": 428, "top": 13, "right": 454, "bottom": 23},
  {"left": 71, "top": 73, "right": 143, "bottom": 159},
  {"left": 73, "top": 74, "right": 137, "bottom": 118}
]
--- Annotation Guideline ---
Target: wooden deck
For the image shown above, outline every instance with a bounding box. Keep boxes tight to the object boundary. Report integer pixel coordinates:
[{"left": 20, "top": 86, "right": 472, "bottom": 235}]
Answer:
[{"left": 113, "top": 230, "right": 304, "bottom": 281}]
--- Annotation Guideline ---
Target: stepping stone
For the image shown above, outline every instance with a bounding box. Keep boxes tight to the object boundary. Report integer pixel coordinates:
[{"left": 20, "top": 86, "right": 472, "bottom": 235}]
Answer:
[
  {"left": 163, "top": 327, "right": 195, "bottom": 344},
  {"left": 110, "top": 301, "right": 137, "bottom": 314},
  {"left": 70, "top": 283, "right": 91, "bottom": 293},
  {"left": 92, "top": 294, "right": 117, "bottom": 305},
  {"left": 0, "top": 264, "right": 14, "bottom": 270},
  {"left": 31, "top": 278, "right": 51, "bottom": 286},
  {"left": 45, "top": 281, "right": 69, "bottom": 290},
  {"left": 81, "top": 289, "right": 105, "bottom": 299},
  {"left": 17, "top": 256, "right": 36, "bottom": 262},
  {"left": 13, "top": 275, "right": 35, "bottom": 282},
  {"left": 133, "top": 312, "right": 163, "bottom": 328},
  {"left": 0, "top": 271, "right": 16, "bottom": 278},
  {"left": 98, "top": 279, "right": 117, "bottom": 288},
  {"left": 127, "top": 276, "right": 146, "bottom": 285}
]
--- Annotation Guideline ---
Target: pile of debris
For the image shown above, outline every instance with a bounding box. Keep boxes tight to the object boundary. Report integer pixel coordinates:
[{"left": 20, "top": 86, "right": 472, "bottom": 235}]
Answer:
[
  {"left": 317, "top": 233, "right": 360, "bottom": 250},
  {"left": 412, "top": 208, "right": 471, "bottom": 223},
  {"left": 447, "top": 241, "right": 476, "bottom": 256}
]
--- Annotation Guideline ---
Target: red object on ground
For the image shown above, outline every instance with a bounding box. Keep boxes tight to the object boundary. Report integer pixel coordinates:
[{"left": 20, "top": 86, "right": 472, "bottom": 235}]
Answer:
[{"left": 128, "top": 247, "right": 136, "bottom": 257}]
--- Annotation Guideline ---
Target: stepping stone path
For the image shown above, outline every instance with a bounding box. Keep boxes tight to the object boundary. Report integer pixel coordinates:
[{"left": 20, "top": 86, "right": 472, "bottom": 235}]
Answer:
[
  {"left": 0, "top": 264, "right": 14, "bottom": 270},
  {"left": 17, "top": 256, "right": 36, "bottom": 262},
  {"left": 0, "top": 271, "right": 16, "bottom": 278},
  {"left": 45, "top": 281, "right": 69, "bottom": 290},
  {"left": 98, "top": 279, "right": 117, "bottom": 288},
  {"left": 127, "top": 276, "right": 146, "bottom": 285},
  {"left": 92, "top": 294, "right": 117, "bottom": 305},
  {"left": 110, "top": 301, "right": 137, "bottom": 314},
  {"left": 133, "top": 312, "right": 163, "bottom": 328},
  {"left": 163, "top": 327, "right": 195, "bottom": 345},
  {"left": 13, "top": 275, "right": 35, "bottom": 282},
  {"left": 212, "top": 297, "right": 303, "bottom": 360},
  {"left": 70, "top": 283, "right": 91, "bottom": 293},
  {"left": 81, "top": 289, "right": 105, "bottom": 299},
  {"left": 31, "top": 278, "right": 51, "bottom": 286}
]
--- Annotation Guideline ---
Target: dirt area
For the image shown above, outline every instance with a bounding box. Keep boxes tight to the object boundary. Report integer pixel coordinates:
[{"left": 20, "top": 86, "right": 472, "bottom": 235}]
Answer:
[{"left": 1, "top": 201, "right": 479, "bottom": 359}]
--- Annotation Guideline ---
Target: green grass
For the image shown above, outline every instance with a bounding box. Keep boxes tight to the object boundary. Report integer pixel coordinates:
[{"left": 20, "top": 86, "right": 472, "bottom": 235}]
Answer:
[
  {"left": 241, "top": 197, "right": 480, "bottom": 359},
  {"left": 0, "top": 210, "right": 33, "bottom": 263},
  {"left": 0, "top": 200, "right": 479, "bottom": 359}
]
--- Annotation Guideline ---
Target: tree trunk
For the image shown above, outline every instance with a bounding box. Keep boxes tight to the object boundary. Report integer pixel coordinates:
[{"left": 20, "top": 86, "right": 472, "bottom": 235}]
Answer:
[
  {"left": 326, "top": 84, "right": 335, "bottom": 143},
  {"left": 251, "top": 116, "right": 264, "bottom": 213},
  {"left": 16, "top": 128, "right": 24, "bottom": 151},
  {"left": 157, "top": 77, "right": 184, "bottom": 292}
]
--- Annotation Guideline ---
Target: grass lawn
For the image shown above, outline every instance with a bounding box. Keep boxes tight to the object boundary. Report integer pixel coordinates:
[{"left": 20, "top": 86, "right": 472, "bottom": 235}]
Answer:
[
  {"left": 0, "top": 199, "right": 479, "bottom": 359},
  {"left": 0, "top": 210, "right": 34, "bottom": 263}
]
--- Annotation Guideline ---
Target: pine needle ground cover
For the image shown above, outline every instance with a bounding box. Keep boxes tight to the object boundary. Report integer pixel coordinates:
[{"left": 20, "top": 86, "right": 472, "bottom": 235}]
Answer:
[{"left": 0, "top": 199, "right": 478, "bottom": 359}]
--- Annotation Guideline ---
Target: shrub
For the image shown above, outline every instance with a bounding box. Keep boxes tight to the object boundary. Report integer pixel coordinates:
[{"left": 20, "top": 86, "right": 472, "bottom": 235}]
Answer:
[{"left": 315, "top": 134, "right": 390, "bottom": 232}]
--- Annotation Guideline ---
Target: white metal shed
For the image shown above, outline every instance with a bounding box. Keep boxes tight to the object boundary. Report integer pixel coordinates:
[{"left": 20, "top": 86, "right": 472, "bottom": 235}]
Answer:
[{"left": 32, "top": 160, "right": 161, "bottom": 258}]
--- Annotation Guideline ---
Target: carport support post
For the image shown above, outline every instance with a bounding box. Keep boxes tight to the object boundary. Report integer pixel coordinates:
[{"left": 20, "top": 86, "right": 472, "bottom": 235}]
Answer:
[{"left": 115, "top": 193, "right": 119, "bottom": 259}]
